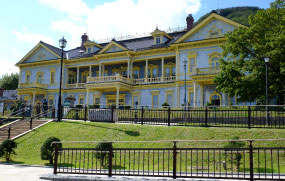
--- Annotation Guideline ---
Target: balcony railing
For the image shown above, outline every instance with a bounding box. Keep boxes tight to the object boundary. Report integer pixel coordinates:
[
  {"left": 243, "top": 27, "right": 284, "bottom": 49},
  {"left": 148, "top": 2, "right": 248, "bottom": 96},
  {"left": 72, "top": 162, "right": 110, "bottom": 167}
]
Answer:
[
  {"left": 19, "top": 82, "right": 48, "bottom": 89},
  {"left": 193, "top": 67, "right": 220, "bottom": 76},
  {"left": 87, "top": 74, "right": 177, "bottom": 85}
]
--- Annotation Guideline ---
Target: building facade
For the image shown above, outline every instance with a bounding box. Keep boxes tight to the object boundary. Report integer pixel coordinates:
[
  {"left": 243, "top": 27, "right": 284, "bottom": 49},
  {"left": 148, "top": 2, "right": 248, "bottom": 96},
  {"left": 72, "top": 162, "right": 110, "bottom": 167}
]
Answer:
[{"left": 16, "top": 12, "right": 246, "bottom": 109}]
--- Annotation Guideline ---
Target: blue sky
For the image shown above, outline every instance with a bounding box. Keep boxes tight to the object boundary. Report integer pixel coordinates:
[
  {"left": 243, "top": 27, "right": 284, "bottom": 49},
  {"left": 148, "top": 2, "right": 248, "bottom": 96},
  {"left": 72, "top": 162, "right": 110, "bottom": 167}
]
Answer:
[{"left": 0, "top": 0, "right": 273, "bottom": 76}]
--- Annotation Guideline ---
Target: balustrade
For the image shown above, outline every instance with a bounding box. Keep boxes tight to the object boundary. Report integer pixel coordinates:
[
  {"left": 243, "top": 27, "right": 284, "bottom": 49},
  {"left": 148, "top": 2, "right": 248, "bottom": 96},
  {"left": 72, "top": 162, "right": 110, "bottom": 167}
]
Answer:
[{"left": 19, "top": 82, "right": 48, "bottom": 89}]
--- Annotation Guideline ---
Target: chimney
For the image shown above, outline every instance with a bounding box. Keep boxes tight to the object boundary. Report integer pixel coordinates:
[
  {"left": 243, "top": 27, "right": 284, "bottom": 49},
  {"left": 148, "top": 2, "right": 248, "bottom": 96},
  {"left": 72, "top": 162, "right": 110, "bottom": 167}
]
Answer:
[
  {"left": 186, "top": 14, "right": 194, "bottom": 31},
  {"left": 80, "top": 33, "right": 88, "bottom": 53}
]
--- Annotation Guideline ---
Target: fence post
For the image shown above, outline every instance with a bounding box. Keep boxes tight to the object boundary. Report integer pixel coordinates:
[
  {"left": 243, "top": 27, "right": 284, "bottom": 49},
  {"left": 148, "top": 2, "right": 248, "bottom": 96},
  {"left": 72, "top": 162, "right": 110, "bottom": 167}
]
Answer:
[
  {"left": 173, "top": 141, "right": 177, "bottom": 179},
  {"left": 205, "top": 106, "right": 208, "bottom": 127},
  {"left": 84, "top": 106, "right": 87, "bottom": 122},
  {"left": 53, "top": 144, "right": 59, "bottom": 174},
  {"left": 249, "top": 141, "right": 254, "bottom": 181},
  {"left": 111, "top": 107, "right": 114, "bottom": 122},
  {"left": 168, "top": 107, "right": 171, "bottom": 126},
  {"left": 30, "top": 117, "right": 33, "bottom": 130},
  {"left": 108, "top": 143, "right": 113, "bottom": 177},
  {"left": 8, "top": 127, "right": 11, "bottom": 139},
  {"left": 248, "top": 106, "right": 251, "bottom": 129},
  {"left": 141, "top": 106, "right": 144, "bottom": 125}
]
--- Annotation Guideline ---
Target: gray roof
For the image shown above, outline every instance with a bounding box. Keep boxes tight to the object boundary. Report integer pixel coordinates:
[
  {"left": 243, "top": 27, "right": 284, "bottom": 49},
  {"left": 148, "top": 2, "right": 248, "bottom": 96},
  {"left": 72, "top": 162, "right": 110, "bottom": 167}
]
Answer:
[{"left": 25, "top": 30, "right": 187, "bottom": 62}]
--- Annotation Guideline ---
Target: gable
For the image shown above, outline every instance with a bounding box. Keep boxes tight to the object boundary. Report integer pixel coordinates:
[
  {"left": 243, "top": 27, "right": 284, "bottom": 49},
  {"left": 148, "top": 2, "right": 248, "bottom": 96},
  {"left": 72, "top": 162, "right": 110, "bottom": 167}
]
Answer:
[
  {"left": 24, "top": 47, "right": 58, "bottom": 63},
  {"left": 185, "top": 19, "right": 236, "bottom": 42},
  {"left": 98, "top": 41, "right": 128, "bottom": 54},
  {"left": 175, "top": 13, "right": 246, "bottom": 43},
  {"left": 106, "top": 45, "right": 123, "bottom": 53}
]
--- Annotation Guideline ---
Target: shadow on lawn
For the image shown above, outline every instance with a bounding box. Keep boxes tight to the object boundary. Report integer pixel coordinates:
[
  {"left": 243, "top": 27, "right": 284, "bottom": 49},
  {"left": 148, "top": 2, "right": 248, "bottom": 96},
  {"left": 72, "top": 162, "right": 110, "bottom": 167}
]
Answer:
[{"left": 64, "top": 121, "right": 140, "bottom": 137}]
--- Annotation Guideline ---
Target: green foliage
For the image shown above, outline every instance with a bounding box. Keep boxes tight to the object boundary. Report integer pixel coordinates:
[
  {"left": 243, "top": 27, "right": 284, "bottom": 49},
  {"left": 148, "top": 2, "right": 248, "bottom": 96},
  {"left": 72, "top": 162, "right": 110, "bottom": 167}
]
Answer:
[
  {"left": 0, "top": 73, "right": 19, "bottom": 90},
  {"left": 214, "top": 0, "right": 285, "bottom": 104},
  {"left": 162, "top": 102, "right": 170, "bottom": 108},
  {"left": 195, "top": 6, "right": 260, "bottom": 26},
  {"left": 75, "top": 104, "right": 83, "bottom": 108},
  {"left": 88, "top": 104, "right": 100, "bottom": 109},
  {"left": 10, "top": 100, "right": 25, "bottom": 113},
  {"left": 224, "top": 136, "right": 246, "bottom": 171},
  {"left": 94, "top": 142, "right": 113, "bottom": 167},
  {"left": 0, "top": 139, "right": 17, "bottom": 161},
  {"left": 40, "top": 137, "right": 62, "bottom": 164}
]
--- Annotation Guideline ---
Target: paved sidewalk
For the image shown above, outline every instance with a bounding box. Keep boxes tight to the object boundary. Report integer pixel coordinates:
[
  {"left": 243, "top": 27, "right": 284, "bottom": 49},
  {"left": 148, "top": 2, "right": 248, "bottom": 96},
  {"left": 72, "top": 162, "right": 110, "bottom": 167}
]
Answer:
[{"left": 0, "top": 163, "right": 237, "bottom": 181}]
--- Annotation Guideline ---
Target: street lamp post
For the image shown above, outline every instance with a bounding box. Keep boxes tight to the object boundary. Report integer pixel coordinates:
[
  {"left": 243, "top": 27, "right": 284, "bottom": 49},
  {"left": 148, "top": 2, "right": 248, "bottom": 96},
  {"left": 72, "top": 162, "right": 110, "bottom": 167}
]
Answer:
[
  {"left": 183, "top": 60, "right": 187, "bottom": 109},
  {"left": 57, "top": 36, "right": 67, "bottom": 122},
  {"left": 264, "top": 57, "right": 270, "bottom": 125}
]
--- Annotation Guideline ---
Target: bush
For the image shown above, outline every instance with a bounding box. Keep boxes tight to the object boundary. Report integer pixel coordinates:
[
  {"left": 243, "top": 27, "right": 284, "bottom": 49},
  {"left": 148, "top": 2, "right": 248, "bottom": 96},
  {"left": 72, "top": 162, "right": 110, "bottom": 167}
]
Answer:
[
  {"left": 94, "top": 142, "right": 113, "bottom": 167},
  {"left": 88, "top": 104, "right": 100, "bottom": 109},
  {"left": 41, "top": 137, "right": 62, "bottom": 164},
  {"left": 0, "top": 139, "right": 17, "bottom": 162},
  {"left": 75, "top": 104, "right": 83, "bottom": 108},
  {"left": 124, "top": 105, "right": 131, "bottom": 110},
  {"left": 162, "top": 102, "right": 170, "bottom": 108},
  {"left": 224, "top": 136, "right": 245, "bottom": 171}
]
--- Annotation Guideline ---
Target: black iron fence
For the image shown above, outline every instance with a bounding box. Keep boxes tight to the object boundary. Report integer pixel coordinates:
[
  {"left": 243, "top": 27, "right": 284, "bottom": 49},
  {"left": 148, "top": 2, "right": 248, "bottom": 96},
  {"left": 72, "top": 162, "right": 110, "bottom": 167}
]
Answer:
[
  {"left": 61, "top": 106, "right": 285, "bottom": 129},
  {"left": 53, "top": 140, "right": 285, "bottom": 180}
]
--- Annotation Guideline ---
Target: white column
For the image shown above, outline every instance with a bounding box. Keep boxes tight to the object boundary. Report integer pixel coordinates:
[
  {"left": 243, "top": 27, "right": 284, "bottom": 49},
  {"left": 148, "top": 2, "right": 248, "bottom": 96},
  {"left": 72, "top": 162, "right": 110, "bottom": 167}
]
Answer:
[
  {"left": 89, "top": 65, "right": 92, "bottom": 77},
  {"left": 193, "top": 81, "right": 197, "bottom": 107},
  {"left": 175, "top": 48, "right": 180, "bottom": 81},
  {"left": 127, "top": 59, "right": 130, "bottom": 78},
  {"left": 86, "top": 89, "right": 90, "bottom": 106},
  {"left": 116, "top": 86, "right": 120, "bottom": 108},
  {"left": 222, "top": 93, "right": 226, "bottom": 106},
  {"left": 176, "top": 82, "right": 180, "bottom": 107},
  {"left": 102, "top": 64, "right": 105, "bottom": 76},
  {"left": 200, "top": 83, "right": 204, "bottom": 106},
  {"left": 161, "top": 57, "right": 164, "bottom": 82},
  {"left": 76, "top": 66, "right": 79, "bottom": 87},
  {"left": 145, "top": 59, "right": 148, "bottom": 83},
  {"left": 32, "top": 92, "right": 36, "bottom": 106},
  {"left": 99, "top": 63, "right": 102, "bottom": 77},
  {"left": 130, "top": 60, "right": 133, "bottom": 79}
]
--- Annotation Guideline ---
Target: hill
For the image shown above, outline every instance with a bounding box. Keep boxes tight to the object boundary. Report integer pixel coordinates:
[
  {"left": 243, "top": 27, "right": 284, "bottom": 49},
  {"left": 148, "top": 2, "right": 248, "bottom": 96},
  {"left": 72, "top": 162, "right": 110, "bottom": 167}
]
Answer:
[{"left": 195, "top": 6, "right": 261, "bottom": 26}]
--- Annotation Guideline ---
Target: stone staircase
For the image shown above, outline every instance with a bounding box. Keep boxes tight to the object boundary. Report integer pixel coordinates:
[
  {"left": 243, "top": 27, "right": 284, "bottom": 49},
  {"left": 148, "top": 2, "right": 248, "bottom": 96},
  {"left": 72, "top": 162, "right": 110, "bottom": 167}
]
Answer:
[{"left": 0, "top": 119, "right": 51, "bottom": 143}]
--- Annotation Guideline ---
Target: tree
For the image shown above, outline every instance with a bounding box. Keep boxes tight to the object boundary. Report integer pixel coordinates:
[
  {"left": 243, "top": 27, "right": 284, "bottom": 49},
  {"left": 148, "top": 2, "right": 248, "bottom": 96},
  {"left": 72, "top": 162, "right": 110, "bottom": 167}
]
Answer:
[
  {"left": 0, "top": 139, "right": 17, "bottom": 162},
  {"left": 41, "top": 137, "right": 62, "bottom": 164},
  {"left": 0, "top": 73, "right": 19, "bottom": 90},
  {"left": 214, "top": 0, "right": 285, "bottom": 104}
]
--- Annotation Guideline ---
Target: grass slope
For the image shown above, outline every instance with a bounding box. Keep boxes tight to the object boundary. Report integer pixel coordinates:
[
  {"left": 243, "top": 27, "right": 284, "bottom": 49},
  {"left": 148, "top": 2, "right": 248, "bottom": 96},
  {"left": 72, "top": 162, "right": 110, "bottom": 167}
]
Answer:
[{"left": 1, "top": 121, "right": 285, "bottom": 166}]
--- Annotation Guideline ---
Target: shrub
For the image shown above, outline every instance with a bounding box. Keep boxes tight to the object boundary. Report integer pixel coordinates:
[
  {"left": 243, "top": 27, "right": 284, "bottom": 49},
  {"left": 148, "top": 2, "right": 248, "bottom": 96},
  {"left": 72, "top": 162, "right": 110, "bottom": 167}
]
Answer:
[
  {"left": 162, "top": 102, "right": 170, "bottom": 108},
  {"left": 0, "top": 139, "right": 17, "bottom": 162},
  {"left": 224, "top": 136, "right": 245, "bottom": 171},
  {"left": 75, "top": 104, "right": 83, "bottom": 108},
  {"left": 88, "top": 104, "right": 100, "bottom": 109},
  {"left": 94, "top": 142, "right": 113, "bottom": 167},
  {"left": 41, "top": 137, "right": 62, "bottom": 164},
  {"left": 124, "top": 105, "right": 131, "bottom": 110}
]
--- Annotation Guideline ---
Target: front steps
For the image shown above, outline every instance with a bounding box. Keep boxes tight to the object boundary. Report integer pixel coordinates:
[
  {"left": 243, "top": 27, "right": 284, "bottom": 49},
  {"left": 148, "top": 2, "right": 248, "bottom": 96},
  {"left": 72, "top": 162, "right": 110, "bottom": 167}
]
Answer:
[{"left": 0, "top": 119, "right": 51, "bottom": 143}]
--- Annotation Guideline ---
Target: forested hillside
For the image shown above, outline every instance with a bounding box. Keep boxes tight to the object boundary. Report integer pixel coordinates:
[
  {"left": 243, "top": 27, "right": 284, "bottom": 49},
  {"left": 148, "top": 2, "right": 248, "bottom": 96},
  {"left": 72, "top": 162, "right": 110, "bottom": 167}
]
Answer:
[{"left": 195, "top": 6, "right": 261, "bottom": 26}]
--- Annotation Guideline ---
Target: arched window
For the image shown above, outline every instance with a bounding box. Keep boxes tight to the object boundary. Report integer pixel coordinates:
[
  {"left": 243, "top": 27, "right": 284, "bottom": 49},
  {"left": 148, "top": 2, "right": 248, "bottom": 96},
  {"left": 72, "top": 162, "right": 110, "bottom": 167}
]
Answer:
[
  {"left": 208, "top": 51, "right": 221, "bottom": 68},
  {"left": 210, "top": 92, "right": 221, "bottom": 106},
  {"left": 36, "top": 72, "right": 44, "bottom": 84}
]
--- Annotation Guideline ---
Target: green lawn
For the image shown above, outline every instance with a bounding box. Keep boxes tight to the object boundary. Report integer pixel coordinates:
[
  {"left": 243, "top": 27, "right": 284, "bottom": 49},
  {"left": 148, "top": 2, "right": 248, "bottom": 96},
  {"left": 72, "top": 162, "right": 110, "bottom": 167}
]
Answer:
[{"left": 1, "top": 120, "right": 284, "bottom": 167}]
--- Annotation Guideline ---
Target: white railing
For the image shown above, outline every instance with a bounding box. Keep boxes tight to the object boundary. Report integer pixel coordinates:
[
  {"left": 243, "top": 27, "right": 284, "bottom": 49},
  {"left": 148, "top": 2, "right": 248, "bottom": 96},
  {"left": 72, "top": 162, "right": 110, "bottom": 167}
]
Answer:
[
  {"left": 163, "top": 76, "right": 176, "bottom": 82},
  {"left": 66, "top": 83, "right": 85, "bottom": 89},
  {"left": 87, "top": 75, "right": 177, "bottom": 85}
]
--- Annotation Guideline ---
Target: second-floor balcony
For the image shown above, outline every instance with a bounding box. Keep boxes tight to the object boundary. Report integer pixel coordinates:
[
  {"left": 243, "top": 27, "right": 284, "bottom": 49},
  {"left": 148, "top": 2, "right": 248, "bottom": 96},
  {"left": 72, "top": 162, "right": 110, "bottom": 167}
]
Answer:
[
  {"left": 87, "top": 74, "right": 176, "bottom": 85},
  {"left": 19, "top": 82, "right": 48, "bottom": 89}
]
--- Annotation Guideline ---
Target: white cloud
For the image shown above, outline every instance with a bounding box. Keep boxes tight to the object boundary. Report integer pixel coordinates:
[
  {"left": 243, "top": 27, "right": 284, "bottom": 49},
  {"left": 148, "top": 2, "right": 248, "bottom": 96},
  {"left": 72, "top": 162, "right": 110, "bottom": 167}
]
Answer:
[
  {"left": 0, "top": 58, "right": 19, "bottom": 77},
  {"left": 12, "top": 30, "right": 55, "bottom": 45},
  {"left": 42, "top": 0, "right": 201, "bottom": 47}
]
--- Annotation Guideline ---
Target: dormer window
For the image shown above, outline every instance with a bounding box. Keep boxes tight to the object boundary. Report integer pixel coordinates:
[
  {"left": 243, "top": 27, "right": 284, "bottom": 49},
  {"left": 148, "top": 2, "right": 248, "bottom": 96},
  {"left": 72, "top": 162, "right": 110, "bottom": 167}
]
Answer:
[
  {"left": 87, "top": 47, "right": 91, "bottom": 53},
  {"left": 156, "top": 37, "right": 161, "bottom": 44}
]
